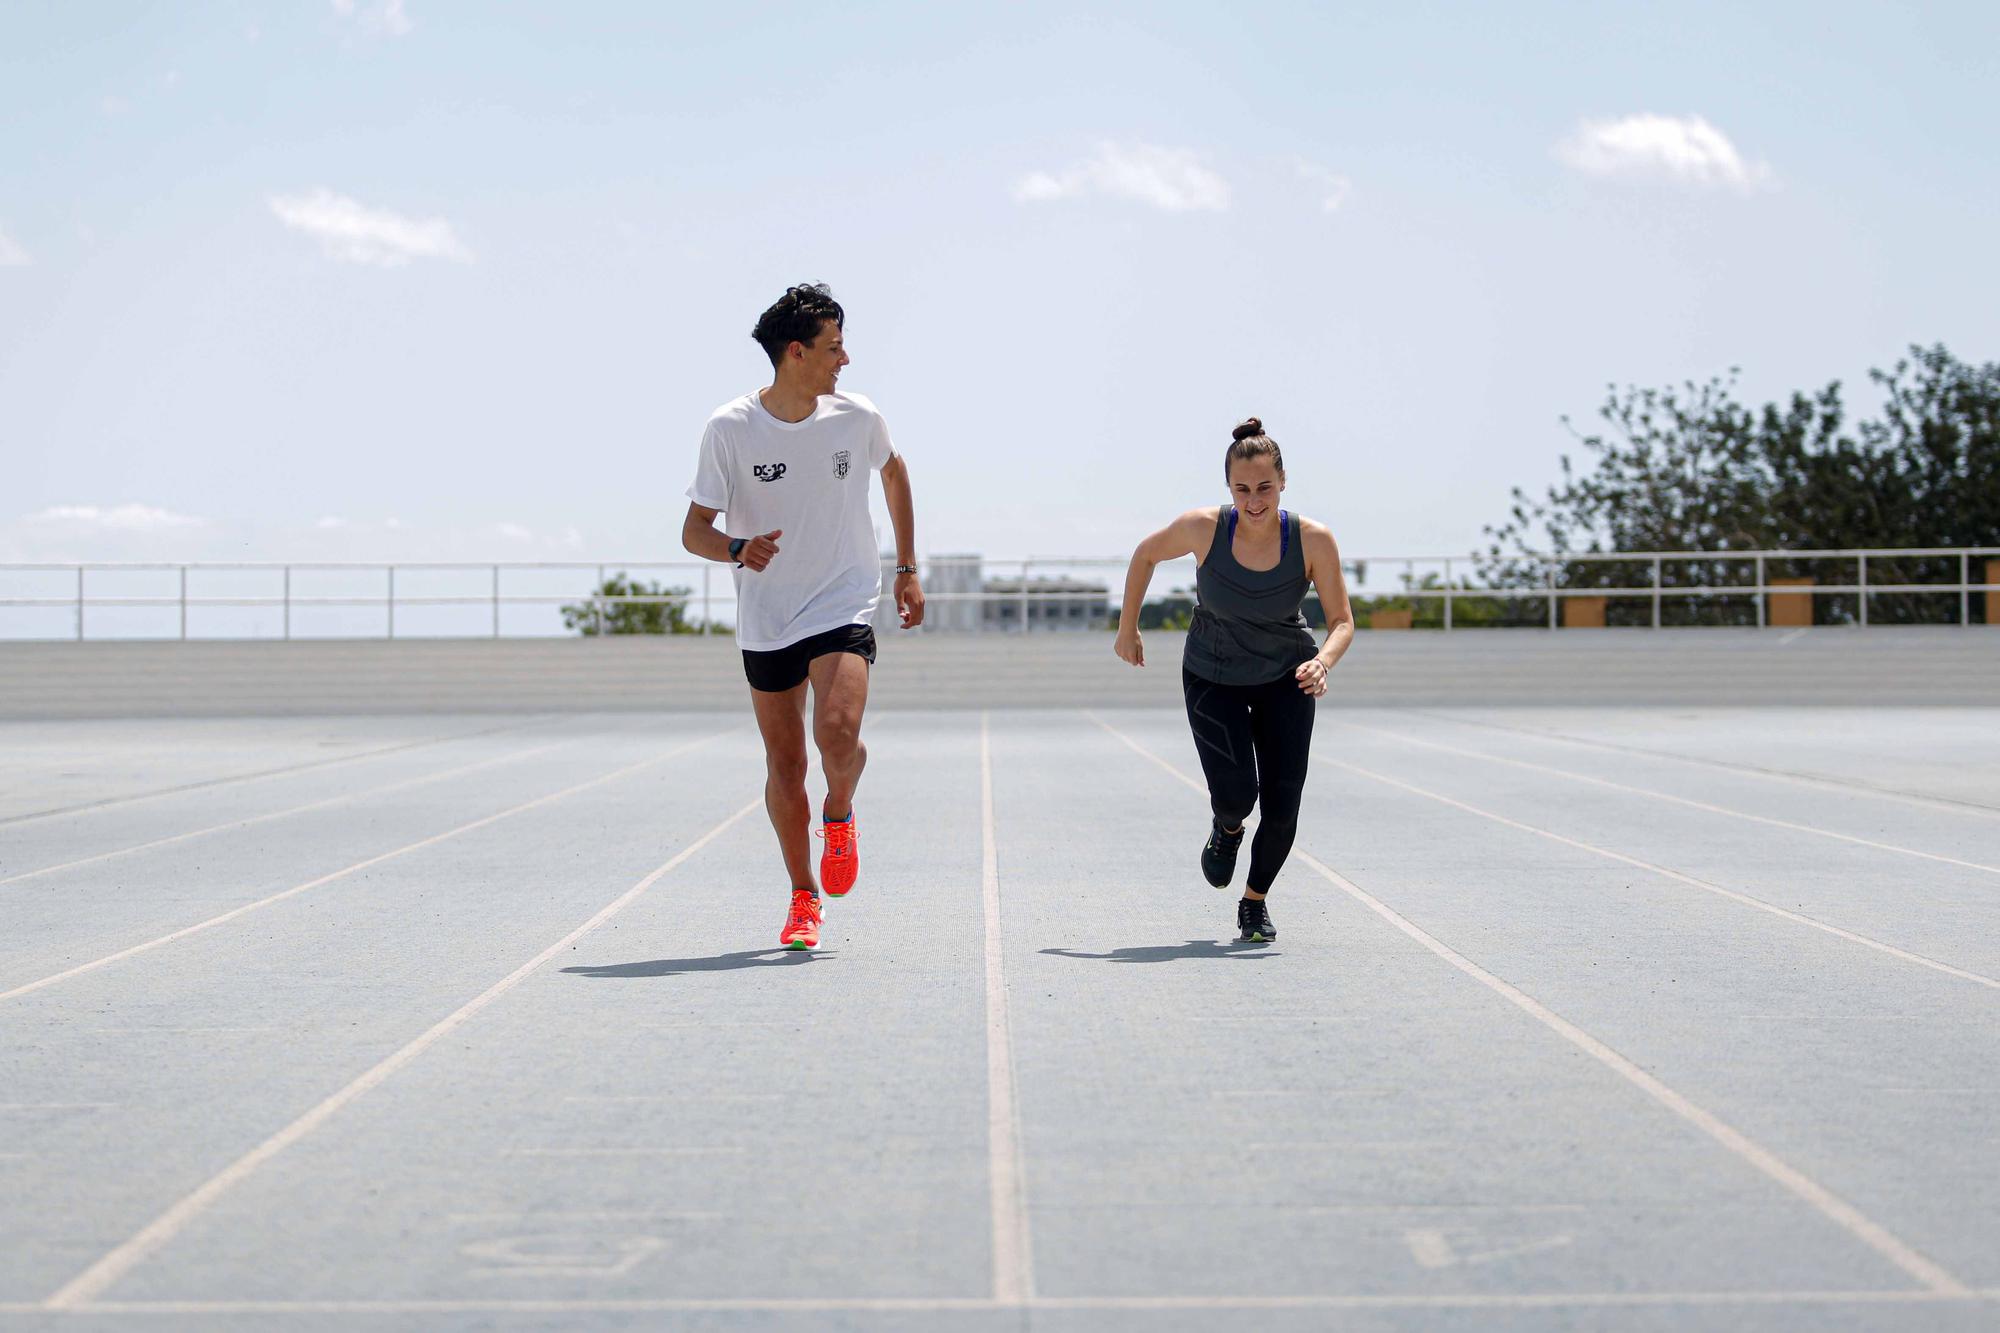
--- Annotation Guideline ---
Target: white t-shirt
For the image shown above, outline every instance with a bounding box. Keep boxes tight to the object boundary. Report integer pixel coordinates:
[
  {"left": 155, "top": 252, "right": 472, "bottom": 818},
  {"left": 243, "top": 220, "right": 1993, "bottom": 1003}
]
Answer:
[{"left": 686, "top": 389, "right": 896, "bottom": 652}]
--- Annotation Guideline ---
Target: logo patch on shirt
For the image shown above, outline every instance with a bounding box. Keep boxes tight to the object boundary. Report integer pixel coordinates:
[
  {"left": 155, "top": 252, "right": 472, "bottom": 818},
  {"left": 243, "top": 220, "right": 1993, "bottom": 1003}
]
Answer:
[
  {"left": 752, "top": 463, "right": 788, "bottom": 483},
  {"left": 831, "top": 450, "right": 850, "bottom": 479}
]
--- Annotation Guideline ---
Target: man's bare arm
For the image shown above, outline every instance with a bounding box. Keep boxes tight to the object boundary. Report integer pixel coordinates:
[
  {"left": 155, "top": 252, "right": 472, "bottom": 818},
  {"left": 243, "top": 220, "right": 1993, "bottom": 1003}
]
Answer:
[
  {"left": 879, "top": 453, "right": 925, "bottom": 627},
  {"left": 682, "top": 503, "right": 781, "bottom": 572}
]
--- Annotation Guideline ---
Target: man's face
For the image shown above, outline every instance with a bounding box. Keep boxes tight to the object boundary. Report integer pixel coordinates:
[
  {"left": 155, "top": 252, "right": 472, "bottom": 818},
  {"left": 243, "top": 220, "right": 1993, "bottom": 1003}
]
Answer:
[{"left": 790, "top": 320, "right": 849, "bottom": 396}]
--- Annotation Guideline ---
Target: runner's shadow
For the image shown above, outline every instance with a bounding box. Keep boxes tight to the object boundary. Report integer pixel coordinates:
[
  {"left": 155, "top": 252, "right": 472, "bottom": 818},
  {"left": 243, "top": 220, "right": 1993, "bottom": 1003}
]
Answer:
[
  {"left": 563, "top": 949, "right": 832, "bottom": 979},
  {"left": 1040, "top": 940, "right": 1279, "bottom": 964}
]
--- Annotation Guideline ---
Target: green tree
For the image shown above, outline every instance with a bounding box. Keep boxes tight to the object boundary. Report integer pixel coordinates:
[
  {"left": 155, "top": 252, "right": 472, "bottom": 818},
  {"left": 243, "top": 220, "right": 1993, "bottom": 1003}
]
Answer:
[
  {"left": 561, "top": 573, "right": 712, "bottom": 635},
  {"left": 1484, "top": 345, "right": 2000, "bottom": 625}
]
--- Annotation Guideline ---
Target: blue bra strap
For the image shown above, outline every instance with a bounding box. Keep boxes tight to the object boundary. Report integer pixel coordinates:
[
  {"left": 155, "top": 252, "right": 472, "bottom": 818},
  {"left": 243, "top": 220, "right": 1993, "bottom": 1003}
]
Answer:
[{"left": 1227, "top": 506, "right": 1290, "bottom": 557}]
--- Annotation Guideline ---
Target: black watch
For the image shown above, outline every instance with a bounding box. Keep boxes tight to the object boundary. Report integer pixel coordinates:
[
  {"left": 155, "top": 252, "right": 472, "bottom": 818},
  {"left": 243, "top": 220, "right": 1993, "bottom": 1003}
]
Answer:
[{"left": 727, "top": 537, "right": 747, "bottom": 566}]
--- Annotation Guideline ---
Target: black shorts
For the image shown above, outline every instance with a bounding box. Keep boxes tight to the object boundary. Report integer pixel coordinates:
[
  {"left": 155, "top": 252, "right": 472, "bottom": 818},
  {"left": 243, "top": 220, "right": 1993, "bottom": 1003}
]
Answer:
[{"left": 742, "top": 624, "right": 877, "bottom": 694}]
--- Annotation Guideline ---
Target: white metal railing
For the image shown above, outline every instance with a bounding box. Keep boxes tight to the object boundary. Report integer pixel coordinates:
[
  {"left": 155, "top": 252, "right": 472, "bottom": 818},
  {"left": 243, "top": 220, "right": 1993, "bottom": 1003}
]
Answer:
[{"left": 1, "top": 548, "right": 1996, "bottom": 640}]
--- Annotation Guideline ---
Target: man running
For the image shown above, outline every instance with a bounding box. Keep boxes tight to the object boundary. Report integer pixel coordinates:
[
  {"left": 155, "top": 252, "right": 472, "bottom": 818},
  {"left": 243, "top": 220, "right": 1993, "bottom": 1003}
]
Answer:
[{"left": 683, "top": 283, "right": 924, "bottom": 949}]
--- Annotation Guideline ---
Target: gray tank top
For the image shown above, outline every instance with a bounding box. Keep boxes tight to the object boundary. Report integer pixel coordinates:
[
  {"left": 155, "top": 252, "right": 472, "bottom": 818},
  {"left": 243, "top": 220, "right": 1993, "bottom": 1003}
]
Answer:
[{"left": 1183, "top": 507, "right": 1319, "bottom": 686}]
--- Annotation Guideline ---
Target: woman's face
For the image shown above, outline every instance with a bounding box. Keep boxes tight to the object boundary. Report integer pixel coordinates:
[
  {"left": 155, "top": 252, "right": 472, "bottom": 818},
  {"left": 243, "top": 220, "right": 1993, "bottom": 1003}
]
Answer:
[{"left": 1227, "top": 455, "right": 1285, "bottom": 528}]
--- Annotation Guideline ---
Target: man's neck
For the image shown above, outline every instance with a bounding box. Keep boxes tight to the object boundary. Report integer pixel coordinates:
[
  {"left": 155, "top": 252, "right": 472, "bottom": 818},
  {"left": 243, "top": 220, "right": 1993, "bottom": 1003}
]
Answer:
[{"left": 758, "top": 380, "right": 820, "bottom": 424}]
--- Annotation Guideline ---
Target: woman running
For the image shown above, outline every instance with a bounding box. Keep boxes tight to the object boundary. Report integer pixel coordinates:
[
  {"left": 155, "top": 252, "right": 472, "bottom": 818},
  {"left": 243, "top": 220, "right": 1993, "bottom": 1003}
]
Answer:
[{"left": 1113, "top": 417, "right": 1354, "bottom": 943}]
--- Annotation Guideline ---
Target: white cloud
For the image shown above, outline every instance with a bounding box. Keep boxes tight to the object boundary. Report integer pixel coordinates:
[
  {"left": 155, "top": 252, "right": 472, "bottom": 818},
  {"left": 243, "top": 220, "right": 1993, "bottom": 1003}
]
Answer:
[
  {"left": 495, "top": 522, "right": 586, "bottom": 550},
  {"left": 1013, "top": 142, "right": 1232, "bottom": 213},
  {"left": 269, "top": 188, "right": 473, "bottom": 267},
  {"left": 25, "top": 504, "right": 206, "bottom": 531},
  {"left": 315, "top": 515, "right": 348, "bottom": 530},
  {"left": 0, "top": 226, "right": 27, "bottom": 267},
  {"left": 332, "top": 0, "right": 413, "bottom": 38},
  {"left": 1557, "top": 113, "right": 1770, "bottom": 191},
  {"left": 1295, "top": 161, "right": 1353, "bottom": 214}
]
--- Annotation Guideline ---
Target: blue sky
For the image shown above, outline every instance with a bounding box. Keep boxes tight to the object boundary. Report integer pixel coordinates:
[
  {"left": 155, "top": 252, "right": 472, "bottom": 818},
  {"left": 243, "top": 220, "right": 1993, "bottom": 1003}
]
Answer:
[{"left": 3, "top": 1, "right": 1997, "bottom": 573}]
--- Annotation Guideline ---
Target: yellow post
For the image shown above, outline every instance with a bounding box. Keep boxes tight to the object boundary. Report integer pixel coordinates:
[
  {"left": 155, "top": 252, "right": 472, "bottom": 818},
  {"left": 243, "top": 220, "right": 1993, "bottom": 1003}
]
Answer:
[
  {"left": 1562, "top": 596, "right": 1607, "bottom": 628},
  {"left": 1769, "top": 577, "right": 1815, "bottom": 628}
]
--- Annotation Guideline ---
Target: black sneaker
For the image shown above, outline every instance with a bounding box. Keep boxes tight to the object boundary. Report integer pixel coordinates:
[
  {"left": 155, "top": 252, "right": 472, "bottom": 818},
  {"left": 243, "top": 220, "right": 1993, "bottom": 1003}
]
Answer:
[
  {"left": 1237, "top": 897, "right": 1276, "bottom": 943},
  {"left": 1201, "top": 820, "right": 1245, "bottom": 888}
]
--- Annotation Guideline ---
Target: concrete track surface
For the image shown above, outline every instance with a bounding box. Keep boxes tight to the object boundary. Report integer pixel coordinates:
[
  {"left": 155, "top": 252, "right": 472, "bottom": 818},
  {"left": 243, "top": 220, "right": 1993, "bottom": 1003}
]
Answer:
[{"left": 3, "top": 705, "right": 1999, "bottom": 1331}]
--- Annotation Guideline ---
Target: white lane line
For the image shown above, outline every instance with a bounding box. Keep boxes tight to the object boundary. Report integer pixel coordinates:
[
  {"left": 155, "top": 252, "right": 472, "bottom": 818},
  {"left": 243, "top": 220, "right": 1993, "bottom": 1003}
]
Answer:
[
  {"left": 1338, "top": 718, "right": 2000, "bottom": 879},
  {"left": 87, "top": 1027, "right": 274, "bottom": 1035},
  {"left": 560, "top": 1093, "right": 784, "bottom": 1103},
  {"left": 1320, "top": 754, "right": 2000, "bottom": 993},
  {"left": 981, "top": 711, "right": 1034, "bottom": 1305},
  {"left": 1779, "top": 627, "right": 1810, "bottom": 645},
  {"left": 1208, "top": 1089, "right": 1397, "bottom": 1099},
  {"left": 446, "top": 1211, "right": 724, "bottom": 1223},
  {"left": 501, "top": 1148, "right": 746, "bottom": 1157},
  {"left": 1183, "top": 1015, "right": 1356, "bottom": 1023},
  {"left": 0, "top": 717, "right": 555, "bottom": 830},
  {"left": 0, "top": 730, "right": 586, "bottom": 887},
  {"left": 0, "top": 729, "right": 736, "bottom": 1006},
  {"left": 1402, "top": 709, "right": 2000, "bottom": 822},
  {"left": 1090, "top": 714, "right": 1972, "bottom": 1297},
  {"left": 1244, "top": 1140, "right": 1439, "bottom": 1151},
  {"left": 41, "top": 793, "right": 762, "bottom": 1311},
  {"left": 55, "top": 1289, "right": 2000, "bottom": 1313},
  {"left": 1298, "top": 844, "right": 1972, "bottom": 1296}
]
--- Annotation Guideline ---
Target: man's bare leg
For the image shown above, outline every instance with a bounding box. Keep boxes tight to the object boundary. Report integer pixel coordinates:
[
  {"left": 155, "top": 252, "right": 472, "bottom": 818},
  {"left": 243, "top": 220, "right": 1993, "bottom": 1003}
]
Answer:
[
  {"left": 809, "top": 650, "right": 871, "bottom": 820},
  {"left": 750, "top": 681, "right": 815, "bottom": 890}
]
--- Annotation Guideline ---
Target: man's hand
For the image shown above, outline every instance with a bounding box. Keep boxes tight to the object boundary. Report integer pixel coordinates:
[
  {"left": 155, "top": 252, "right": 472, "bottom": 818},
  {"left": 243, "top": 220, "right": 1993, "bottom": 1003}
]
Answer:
[
  {"left": 739, "top": 529, "right": 782, "bottom": 572},
  {"left": 895, "top": 571, "right": 925, "bottom": 628},
  {"left": 1114, "top": 628, "right": 1145, "bottom": 667}
]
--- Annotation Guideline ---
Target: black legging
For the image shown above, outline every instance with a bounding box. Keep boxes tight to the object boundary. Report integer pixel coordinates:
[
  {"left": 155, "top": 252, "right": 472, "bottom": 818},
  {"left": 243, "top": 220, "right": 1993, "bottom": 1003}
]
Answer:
[{"left": 1182, "top": 667, "right": 1316, "bottom": 893}]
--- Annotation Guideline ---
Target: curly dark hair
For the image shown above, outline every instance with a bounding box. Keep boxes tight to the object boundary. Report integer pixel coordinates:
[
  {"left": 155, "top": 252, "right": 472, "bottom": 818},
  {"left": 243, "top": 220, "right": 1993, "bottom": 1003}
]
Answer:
[{"left": 750, "top": 283, "right": 845, "bottom": 369}]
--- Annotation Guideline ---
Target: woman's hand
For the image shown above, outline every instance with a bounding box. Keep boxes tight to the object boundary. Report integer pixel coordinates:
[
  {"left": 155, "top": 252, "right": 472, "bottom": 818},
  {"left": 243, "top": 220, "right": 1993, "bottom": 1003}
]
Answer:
[
  {"left": 1115, "top": 628, "right": 1146, "bottom": 667},
  {"left": 1294, "top": 655, "right": 1329, "bottom": 696}
]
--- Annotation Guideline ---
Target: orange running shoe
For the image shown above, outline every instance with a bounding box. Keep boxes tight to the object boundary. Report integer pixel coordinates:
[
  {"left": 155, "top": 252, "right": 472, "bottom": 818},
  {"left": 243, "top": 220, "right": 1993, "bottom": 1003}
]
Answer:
[
  {"left": 816, "top": 813, "right": 858, "bottom": 897},
  {"left": 780, "top": 888, "right": 821, "bottom": 950}
]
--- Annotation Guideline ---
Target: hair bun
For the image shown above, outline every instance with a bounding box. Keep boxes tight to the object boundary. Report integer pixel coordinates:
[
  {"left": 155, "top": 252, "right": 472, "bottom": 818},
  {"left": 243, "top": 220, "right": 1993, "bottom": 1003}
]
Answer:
[{"left": 1231, "top": 417, "right": 1265, "bottom": 443}]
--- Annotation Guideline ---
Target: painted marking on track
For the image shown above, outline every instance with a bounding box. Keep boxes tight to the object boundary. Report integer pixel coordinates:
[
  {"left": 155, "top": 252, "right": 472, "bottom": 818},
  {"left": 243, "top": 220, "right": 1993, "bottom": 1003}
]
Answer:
[
  {"left": 462, "top": 1234, "right": 666, "bottom": 1278},
  {"left": 1247, "top": 1140, "right": 1439, "bottom": 1151},
  {"left": 1183, "top": 1015, "right": 1357, "bottom": 1023},
  {"left": 88, "top": 1027, "right": 273, "bottom": 1034},
  {"left": 1319, "top": 753, "right": 2000, "bottom": 993},
  {"left": 981, "top": 711, "right": 1034, "bottom": 1306},
  {"left": 1337, "top": 717, "right": 2000, "bottom": 879},
  {"left": 1088, "top": 713, "right": 1973, "bottom": 1297},
  {"left": 1296, "top": 1204, "right": 1590, "bottom": 1215},
  {"left": 560, "top": 1093, "right": 783, "bottom": 1103},
  {"left": 1404, "top": 1226, "right": 1575, "bottom": 1269},
  {"left": 1778, "top": 627, "right": 1810, "bottom": 645},
  {"left": 0, "top": 731, "right": 584, "bottom": 887},
  {"left": 0, "top": 728, "right": 737, "bottom": 1006},
  {"left": 447, "top": 1212, "right": 722, "bottom": 1223},
  {"left": 40, "top": 794, "right": 763, "bottom": 1311},
  {"left": 50, "top": 1290, "right": 2000, "bottom": 1314},
  {"left": 1400, "top": 708, "right": 2000, "bottom": 822},
  {"left": 0, "top": 716, "right": 555, "bottom": 830},
  {"left": 501, "top": 1147, "right": 745, "bottom": 1157}
]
